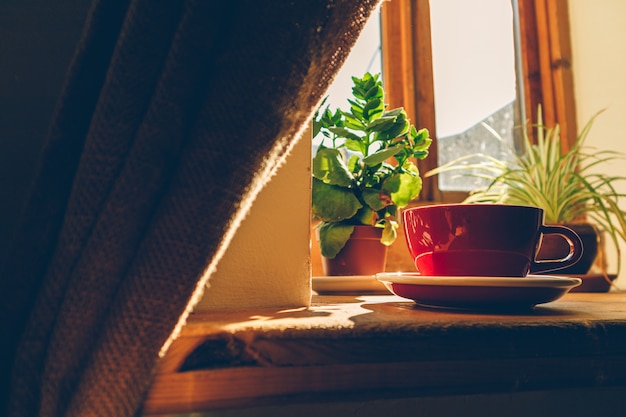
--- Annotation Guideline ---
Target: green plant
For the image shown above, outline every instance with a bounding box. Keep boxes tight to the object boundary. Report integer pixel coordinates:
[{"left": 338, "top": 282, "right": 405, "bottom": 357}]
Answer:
[
  {"left": 427, "top": 107, "right": 626, "bottom": 273},
  {"left": 312, "top": 72, "right": 432, "bottom": 259}
]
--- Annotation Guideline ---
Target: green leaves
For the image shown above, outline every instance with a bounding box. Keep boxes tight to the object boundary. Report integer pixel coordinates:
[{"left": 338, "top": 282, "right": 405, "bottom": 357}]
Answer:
[
  {"left": 312, "top": 72, "right": 432, "bottom": 258},
  {"left": 382, "top": 161, "right": 422, "bottom": 208},
  {"left": 312, "top": 148, "right": 353, "bottom": 187},
  {"left": 374, "top": 109, "right": 409, "bottom": 142},
  {"left": 363, "top": 97, "right": 383, "bottom": 120},
  {"left": 312, "top": 178, "right": 362, "bottom": 223},
  {"left": 410, "top": 127, "right": 433, "bottom": 159},
  {"left": 328, "top": 126, "right": 361, "bottom": 142},
  {"left": 317, "top": 223, "right": 355, "bottom": 258},
  {"left": 367, "top": 116, "right": 397, "bottom": 132},
  {"left": 363, "top": 144, "right": 404, "bottom": 166},
  {"left": 361, "top": 189, "right": 388, "bottom": 211},
  {"left": 381, "top": 218, "right": 399, "bottom": 246}
]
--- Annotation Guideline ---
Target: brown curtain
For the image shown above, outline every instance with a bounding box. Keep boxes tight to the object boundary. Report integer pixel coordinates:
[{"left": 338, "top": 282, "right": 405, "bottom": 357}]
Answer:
[{"left": 0, "top": 1, "right": 380, "bottom": 416}]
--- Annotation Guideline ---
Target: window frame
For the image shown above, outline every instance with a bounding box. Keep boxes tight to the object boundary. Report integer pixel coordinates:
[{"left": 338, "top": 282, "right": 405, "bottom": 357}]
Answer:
[{"left": 380, "top": 0, "right": 577, "bottom": 202}]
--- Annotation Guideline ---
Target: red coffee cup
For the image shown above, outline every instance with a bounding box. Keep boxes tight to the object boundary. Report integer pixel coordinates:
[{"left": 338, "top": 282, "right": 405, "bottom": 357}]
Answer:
[{"left": 402, "top": 204, "right": 583, "bottom": 277}]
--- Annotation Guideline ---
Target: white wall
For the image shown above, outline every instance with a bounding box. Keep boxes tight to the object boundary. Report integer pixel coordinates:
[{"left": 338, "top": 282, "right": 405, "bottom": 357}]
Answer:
[
  {"left": 195, "top": 132, "right": 312, "bottom": 311},
  {"left": 569, "top": 0, "right": 626, "bottom": 283}
]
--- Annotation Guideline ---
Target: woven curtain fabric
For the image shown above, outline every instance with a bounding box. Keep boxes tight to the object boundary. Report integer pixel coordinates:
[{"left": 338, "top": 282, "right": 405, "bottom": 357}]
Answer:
[{"left": 0, "top": 0, "right": 380, "bottom": 416}]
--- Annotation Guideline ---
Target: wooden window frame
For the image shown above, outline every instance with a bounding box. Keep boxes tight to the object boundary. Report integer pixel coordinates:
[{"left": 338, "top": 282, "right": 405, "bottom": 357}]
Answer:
[{"left": 380, "top": 0, "right": 577, "bottom": 202}]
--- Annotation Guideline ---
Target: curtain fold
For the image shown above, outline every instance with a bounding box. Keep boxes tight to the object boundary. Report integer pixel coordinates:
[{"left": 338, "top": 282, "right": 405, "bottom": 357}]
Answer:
[{"left": 1, "top": 0, "right": 380, "bottom": 416}]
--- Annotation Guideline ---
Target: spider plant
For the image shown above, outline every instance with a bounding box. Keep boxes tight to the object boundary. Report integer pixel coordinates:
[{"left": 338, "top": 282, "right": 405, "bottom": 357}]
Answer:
[{"left": 427, "top": 107, "right": 626, "bottom": 274}]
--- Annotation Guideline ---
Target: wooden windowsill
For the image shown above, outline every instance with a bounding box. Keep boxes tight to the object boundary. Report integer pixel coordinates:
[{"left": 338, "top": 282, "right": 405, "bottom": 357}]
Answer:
[{"left": 144, "top": 291, "right": 626, "bottom": 415}]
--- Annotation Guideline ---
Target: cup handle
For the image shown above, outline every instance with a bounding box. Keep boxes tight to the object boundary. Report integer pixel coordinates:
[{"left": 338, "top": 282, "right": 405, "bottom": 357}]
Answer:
[{"left": 530, "top": 224, "right": 584, "bottom": 274}]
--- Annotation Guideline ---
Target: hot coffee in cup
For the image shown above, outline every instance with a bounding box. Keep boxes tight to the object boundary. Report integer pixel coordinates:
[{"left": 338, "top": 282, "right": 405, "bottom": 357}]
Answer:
[{"left": 402, "top": 204, "right": 583, "bottom": 277}]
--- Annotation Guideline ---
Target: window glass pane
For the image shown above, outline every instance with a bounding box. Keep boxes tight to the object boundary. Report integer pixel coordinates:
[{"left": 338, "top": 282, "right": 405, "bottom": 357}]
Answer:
[
  {"left": 312, "top": 7, "right": 382, "bottom": 149},
  {"left": 431, "top": 0, "right": 520, "bottom": 191}
]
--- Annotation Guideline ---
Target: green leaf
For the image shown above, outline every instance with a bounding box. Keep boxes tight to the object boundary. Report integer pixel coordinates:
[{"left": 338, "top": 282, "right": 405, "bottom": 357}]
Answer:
[
  {"left": 347, "top": 98, "right": 363, "bottom": 113},
  {"left": 363, "top": 144, "right": 404, "bottom": 166},
  {"left": 354, "top": 205, "right": 376, "bottom": 225},
  {"left": 362, "top": 188, "right": 388, "bottom": 211},
  {"left": 312, "top": 148, "right": 353, "bottom": 187},
  {"left": 328, "top": 126, "right": 361, "bottom": 142},
  {"left": 377, "top": 116, "right": 409, "bottom": 142},
  {"left": 318, "top": 223, "right": 355, "bottom": 258},
  {"left": 383, "top": 107, "right": 405, "bottom": 118},
  {"left": 365, "top": 85, "right": 383, "bottom": 100},
  {"left": 382, "top": 163, "right": 422, "bottom": 208},
  {"left": 345, "top": 139, "right": 364, "bottom": 154},
  {"left": 412, "top": 128, "right": 432, "bottom": 153},
  {"left": 366, "top": 116, "right": 396, "bottom": 132},
  {"left": 412, "top": 150, "right": 430, "bottom": 160},
  {"left": 347, "top": 154, "right": 360, "bottom": 173},
  {"left": 363, "top": 98, "right": 384, "bottom": 120},
  {"left": 381, "top": 220, "right": 399, "bottom": 246},
  {"left": 313, "top": 117, "right": 323, "bottom": 139},
  {"left": 312, "top": 178, "right": 362, "bottom": 222},
  {"left": 343, "top": 115, "right": 366, "bottom": 131}
]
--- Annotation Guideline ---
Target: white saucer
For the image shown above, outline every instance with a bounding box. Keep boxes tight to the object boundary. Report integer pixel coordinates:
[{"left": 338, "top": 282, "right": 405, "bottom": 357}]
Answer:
[
  {"left": 312, "top": 275, "right": 391, "bottom": 295},
  {"left": 375, "top": 273, "right": 582, "bottom": 310}
]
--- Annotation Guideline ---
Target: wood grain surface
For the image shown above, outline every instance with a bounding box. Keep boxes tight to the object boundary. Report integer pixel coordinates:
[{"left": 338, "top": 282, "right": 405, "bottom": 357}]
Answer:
[{"left": 144, "top": 292, "right": 626, "bottom": 414}]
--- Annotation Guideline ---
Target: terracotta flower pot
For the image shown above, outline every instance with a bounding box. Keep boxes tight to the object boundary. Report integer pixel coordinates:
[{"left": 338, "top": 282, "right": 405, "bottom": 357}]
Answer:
[{"left": 320, "top": 226, "right": 388, "bottom": 276}]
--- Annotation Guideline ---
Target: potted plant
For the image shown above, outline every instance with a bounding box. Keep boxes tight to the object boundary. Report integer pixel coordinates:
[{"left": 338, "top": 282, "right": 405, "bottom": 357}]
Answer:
[
  {"left": 312, "top": 72, "right": 432, "bottom": 276},
  {"left": 428, "top": 107, "right": 626, "bottom": 290}
]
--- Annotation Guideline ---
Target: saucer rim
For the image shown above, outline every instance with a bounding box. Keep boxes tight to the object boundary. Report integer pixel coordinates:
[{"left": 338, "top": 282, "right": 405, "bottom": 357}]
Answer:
[
  {"left": 375, "top": 273, "right": 582, "bottom": 289},
  {"left": 312, "top": 275, "right": 391, "bottom": 294}
]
